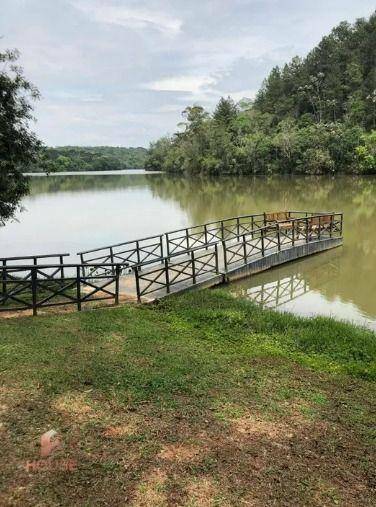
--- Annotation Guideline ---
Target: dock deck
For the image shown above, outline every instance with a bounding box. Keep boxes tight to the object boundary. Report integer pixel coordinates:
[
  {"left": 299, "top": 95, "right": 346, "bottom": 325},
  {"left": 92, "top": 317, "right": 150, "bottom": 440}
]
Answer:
[{"left": 0, "top": 211, "right": 343, "bottom": 315}]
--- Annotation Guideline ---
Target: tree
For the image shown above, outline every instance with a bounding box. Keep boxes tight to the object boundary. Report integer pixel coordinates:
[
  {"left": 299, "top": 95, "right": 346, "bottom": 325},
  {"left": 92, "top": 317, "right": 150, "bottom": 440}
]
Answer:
[
  {"left": 179, "top": 105, "right": 209, "bottom": 134},
  {"left": 0, "top": 49, "right": 41, "bottom": 224},
  {"left": 145, "top": 137, "right": 173, "bottom": 171},
  {"left": 356, "top": 131, "right": 376, "bottom": 173},
  {"left": 213, "top": 97, "right": 238, "bottom": 128}
]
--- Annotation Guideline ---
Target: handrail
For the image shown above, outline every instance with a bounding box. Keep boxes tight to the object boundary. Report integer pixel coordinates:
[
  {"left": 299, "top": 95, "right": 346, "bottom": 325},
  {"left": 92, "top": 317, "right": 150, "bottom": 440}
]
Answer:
[
  {"left": 132, "top": 213, "right": 343, "bottom": 269},
  {"left": 77, "top": 234, "right": 163, "bottom": 255},
  {"left": 1, "top": 262, "right": 123, "bottom": 270},
  {"left": 134, "top": 243, "right": 219, "bottom": 301},
  {"left": 0, "top": 262, "right": 122, "bottom": 315},
  {"left": 77, "top": 210, "right": 336, "bottom": 263},
  {"left": 131, "top": 242, "right": 220, "bottom": 269},
  {"left": 165, "top": 213, "right": 264, "bottom": 235}
]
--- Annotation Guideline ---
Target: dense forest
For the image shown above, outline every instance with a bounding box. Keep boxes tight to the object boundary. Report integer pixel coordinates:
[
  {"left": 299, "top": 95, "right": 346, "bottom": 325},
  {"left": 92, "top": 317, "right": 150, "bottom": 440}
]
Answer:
[
  {"left": 27, "top": 146, "right": 148, "bottom": 172},
  {"left": 146, "top": 13, "right": 376, "bottom": 175}
]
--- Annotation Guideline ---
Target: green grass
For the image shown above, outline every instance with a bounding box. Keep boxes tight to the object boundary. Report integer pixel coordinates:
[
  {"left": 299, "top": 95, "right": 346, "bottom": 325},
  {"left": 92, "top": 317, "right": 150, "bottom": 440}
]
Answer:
[{"left": 0, "top": 289, "right": 375, "bottom": 506}]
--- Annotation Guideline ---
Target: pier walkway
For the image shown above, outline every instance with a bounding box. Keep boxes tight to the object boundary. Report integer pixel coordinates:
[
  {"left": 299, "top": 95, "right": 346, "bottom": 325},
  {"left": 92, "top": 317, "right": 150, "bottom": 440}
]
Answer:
[{"left": 0, "top": 211, "right": 343, "bottom": 315}]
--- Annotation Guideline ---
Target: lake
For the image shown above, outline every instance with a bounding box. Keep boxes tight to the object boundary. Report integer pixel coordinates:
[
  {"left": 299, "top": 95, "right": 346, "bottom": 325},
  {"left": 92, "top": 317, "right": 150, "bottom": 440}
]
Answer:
[{"left": 2, "top": 170, "right": 376, "bottom": 330}]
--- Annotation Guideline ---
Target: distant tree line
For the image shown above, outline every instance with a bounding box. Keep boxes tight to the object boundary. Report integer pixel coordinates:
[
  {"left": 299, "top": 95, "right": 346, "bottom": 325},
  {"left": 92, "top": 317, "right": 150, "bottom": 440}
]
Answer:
[
  {"left": 146, "top": 13, "right": 376, "bottom": 175},
  {"left": 28, "top": 146, "right": 148, "bottom": 173}
]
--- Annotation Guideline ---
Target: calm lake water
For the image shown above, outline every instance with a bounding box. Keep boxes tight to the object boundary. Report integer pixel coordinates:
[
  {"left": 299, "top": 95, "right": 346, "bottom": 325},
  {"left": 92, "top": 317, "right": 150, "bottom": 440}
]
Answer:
[{"left": 2, "top": 170, "right": 376, "bottom": 330}]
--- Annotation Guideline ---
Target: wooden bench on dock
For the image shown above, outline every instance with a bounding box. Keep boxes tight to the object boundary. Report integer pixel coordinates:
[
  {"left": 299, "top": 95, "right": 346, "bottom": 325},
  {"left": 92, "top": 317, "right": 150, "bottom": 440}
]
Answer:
[
  {"left": 304, "top": 214, "right": 334, "bottom": 233},
  {"left": 264, "top": 211, "right": 293, "bottom": 230}
]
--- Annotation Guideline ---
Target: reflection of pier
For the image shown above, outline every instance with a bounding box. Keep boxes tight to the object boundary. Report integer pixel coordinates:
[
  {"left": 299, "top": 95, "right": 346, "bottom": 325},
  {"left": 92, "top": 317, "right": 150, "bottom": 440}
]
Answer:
[
  {"left": 231, "top": 247, "right": 342, "bottom": 309},
  {"left": 242, "top": 274, "right": 309, "bottom": 308}
]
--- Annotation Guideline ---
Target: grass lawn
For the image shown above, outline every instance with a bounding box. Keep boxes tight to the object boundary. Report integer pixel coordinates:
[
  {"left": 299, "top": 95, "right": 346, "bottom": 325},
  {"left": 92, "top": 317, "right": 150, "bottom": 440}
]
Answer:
[{"left": 0, "top": 289, "right": 375, "bottom": 506}]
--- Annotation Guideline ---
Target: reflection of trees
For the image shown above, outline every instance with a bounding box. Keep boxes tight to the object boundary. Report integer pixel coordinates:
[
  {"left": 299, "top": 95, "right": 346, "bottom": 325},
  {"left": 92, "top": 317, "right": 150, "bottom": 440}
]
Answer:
[
  {"left": 148, "top": 174, "right": 376, "bottom": 225},
  {"left": 148, "top": 175, "right": 376, "bottom": 319},
  {"left": 28, "top": 173, "right": 163, "bottom": 196}
]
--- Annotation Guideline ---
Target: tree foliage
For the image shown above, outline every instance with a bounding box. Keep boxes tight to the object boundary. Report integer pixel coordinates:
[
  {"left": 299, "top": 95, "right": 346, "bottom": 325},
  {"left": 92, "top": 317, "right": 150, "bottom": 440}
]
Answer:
[
  {"left": 30, "top": 146, "right": 148, "bottom": 173},
  {"left": 146, "top": 13, "right": 376, "bottom": 175},
  {"left": 0, "top": 49, "right": 41, "bottom": 224}
]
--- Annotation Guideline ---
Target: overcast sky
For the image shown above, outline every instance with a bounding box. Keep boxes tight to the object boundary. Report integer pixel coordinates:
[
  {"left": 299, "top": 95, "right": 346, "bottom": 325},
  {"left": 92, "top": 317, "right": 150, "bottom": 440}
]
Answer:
[{"left": 1, "top": 1, "right": 374, "bottom": 147}]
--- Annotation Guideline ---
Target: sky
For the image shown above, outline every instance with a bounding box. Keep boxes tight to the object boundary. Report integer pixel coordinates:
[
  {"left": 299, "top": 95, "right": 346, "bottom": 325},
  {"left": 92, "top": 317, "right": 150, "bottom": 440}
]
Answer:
[{"left": 1, "top": 1, "right": 374, "bottom": 147}]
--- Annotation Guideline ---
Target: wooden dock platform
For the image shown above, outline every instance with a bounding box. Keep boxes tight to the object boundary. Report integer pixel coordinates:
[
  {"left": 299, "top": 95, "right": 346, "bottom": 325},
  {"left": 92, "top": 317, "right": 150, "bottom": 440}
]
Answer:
[{"left": 0, "top": 211, "right": 343, "bottom": 315}]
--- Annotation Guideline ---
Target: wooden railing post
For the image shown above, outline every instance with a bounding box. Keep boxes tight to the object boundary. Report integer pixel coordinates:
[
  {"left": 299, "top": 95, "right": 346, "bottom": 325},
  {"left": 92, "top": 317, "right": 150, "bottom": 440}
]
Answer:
[
  {"left": 31, "top": 266, "right": 37, "bottom": 316},
  {"left": 165, "top": 233, "right": 170, "bottom": 258},
  {"left": 165, "top": 258, "right": 170, "bottom": 293},
  {"left": 1, "top": 260, "right": 6, "bottom": 304},
  {"left": 80, "top": 253, "right": 86, "bottom": 277},
  {"left": 277, "top": 224, "right": 281, "bottom": 251},
  {"left": 261, "top": 228, "right": 265, "bottom": 256},
  {"left": 318, "top": 216, "right": 321, "bottom": 240},
  {"left": 292, "top": 221, "right": 295, "bottom": 246},
  {"left": 242, "top": 234, "right": 247, "bottom": 264},
  {"left": 251, "top": 215, "right": 255, "bottom": 238},
  {"left": 136, "top": 241, "right": 141, "bottom": 264},
  {"left": 115, "top": 265, "right": 120, "bottom": 305},
  {"left": 222, "top": 240, "right": 228, "bottom": 272},
  {"left": 305, "top": 218, "right": 309, "bottom": 243},
  {"left": 214, "top": 244, "right": 219, "bottom": 274},
  {"left": 76, "top": 266, "right": 81, "bottom": 311},
  {"left": 59, "top": 255, "right": 65, "bottom": 280},
  {"left": 330, "top": 215, "right": 333, "bottom": 238},
  {"left": 191, "top": 251, "right": 196, "bottom": 284},
  {"left": 110, "top": 247, "right": 115, "bottom": 275},
  {"left": 159, "top": 235, "right": 164, "bottom": 258},
  {"left": 134, "top": 267, "right": 141, "bottom": 302},
  {"left": 204, "top": 224, "right": 208, "bottom": 249}
]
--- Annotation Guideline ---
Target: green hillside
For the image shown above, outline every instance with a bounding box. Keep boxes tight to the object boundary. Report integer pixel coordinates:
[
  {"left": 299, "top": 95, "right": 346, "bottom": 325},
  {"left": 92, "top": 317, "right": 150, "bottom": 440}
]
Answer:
[{"left": 146, "top": 12, "right": 376, "bottom": 175}]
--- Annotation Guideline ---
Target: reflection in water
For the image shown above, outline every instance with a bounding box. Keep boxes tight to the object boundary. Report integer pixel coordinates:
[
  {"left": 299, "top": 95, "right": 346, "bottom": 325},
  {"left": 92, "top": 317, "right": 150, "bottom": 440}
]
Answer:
[
  {"left": 1, "top": 172, "right": 376, "bottom": 328},
  {"left": 238, "top": 274, "right": 310, "bottom": 308},
  {"left": 229, "top": 249, "right": 376, "bottom": 330}
]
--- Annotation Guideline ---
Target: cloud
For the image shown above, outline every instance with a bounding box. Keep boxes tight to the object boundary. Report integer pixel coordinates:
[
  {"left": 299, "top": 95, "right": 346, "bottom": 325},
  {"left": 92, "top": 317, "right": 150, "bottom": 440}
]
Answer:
[
  {"left": 1, "top": 0, "right": 375, "bottom": 146},
  {"left": 144, "top": 75, "right": 217, "bottom": 94},
  {"left": 49, "top": 91, "right": 104, "bottom": 103},
  {"left": 71, "top": 0, "right": 182, "bottom": 36},
  {"left": 227, "top": 89, "right": 257, "bottom": 102}
]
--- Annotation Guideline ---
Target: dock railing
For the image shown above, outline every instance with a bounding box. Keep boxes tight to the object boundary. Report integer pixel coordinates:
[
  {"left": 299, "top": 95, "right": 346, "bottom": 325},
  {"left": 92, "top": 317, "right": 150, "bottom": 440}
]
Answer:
[
  {"left": 133, "top": 243, "right": 219, "bottom": 301},
  {"left": 77, "top": 234, "right": 164, "bottom": 276},
  {"left": 79, "top": 211, "right": 323, "bottom": 271},
  {"left": 1, "top": 253, "right": 70, "bottom": 305},
  {"left": 165, "top": 213, "right": 265, "bottom": 256},
  {"left": 222, "top": 213, "right": 343, "bottom": 271},
  {"left": 0, "top": 262, "right": 122, "bottom": 315}
]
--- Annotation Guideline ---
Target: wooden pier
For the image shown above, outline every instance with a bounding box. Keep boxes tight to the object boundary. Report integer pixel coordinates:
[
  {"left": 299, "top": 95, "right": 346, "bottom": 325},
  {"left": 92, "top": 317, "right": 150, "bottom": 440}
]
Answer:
[{"left": 0, "top": 211, "right": 343, "bottom": 315}]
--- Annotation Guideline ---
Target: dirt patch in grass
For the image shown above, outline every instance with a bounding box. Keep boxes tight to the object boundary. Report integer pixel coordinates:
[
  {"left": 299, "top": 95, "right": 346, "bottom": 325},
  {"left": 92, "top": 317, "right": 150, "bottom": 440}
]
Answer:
[{"left": 0, "top": 376, "right": 375, "bottom": 506}]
